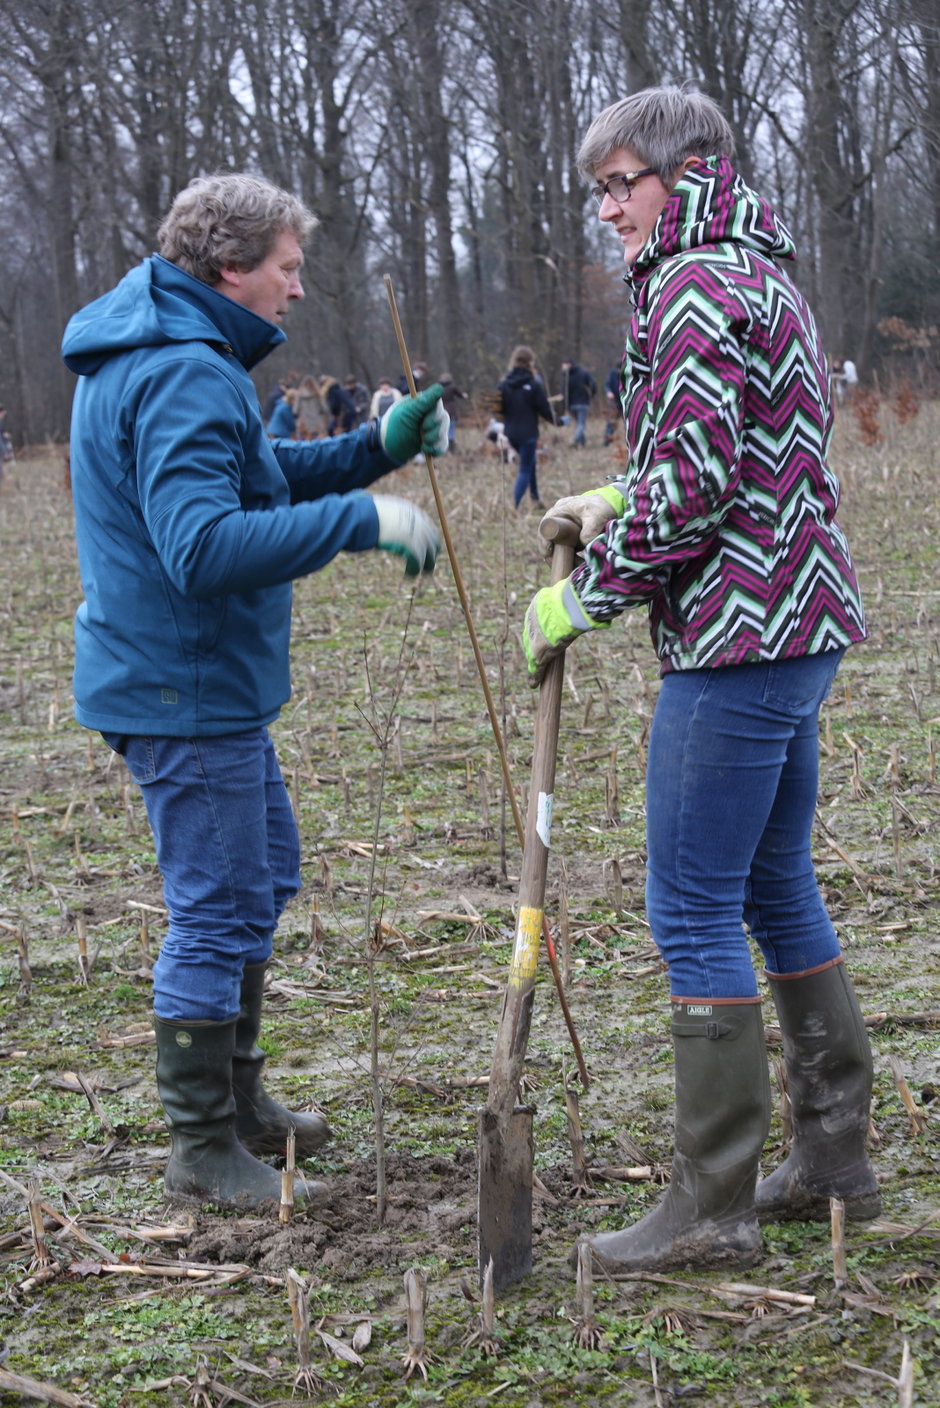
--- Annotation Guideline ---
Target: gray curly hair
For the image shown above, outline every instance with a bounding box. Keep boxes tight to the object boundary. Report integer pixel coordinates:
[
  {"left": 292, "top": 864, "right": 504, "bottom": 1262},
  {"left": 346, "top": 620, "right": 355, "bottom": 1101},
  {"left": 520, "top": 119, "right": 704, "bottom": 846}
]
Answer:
[
  {"left": 577, "top": 87, "right": 735, "bottom": 186},
  {"left": 157, "top": 174, "right": 318, "bottom": 285}
]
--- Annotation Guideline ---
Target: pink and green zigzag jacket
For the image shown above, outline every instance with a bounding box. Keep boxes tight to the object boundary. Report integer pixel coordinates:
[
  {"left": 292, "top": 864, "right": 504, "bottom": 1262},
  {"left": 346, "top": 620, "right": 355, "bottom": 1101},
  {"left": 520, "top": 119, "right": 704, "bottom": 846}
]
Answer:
[{"left": 571, "top": 155, "right": 866, "bottom": 675}]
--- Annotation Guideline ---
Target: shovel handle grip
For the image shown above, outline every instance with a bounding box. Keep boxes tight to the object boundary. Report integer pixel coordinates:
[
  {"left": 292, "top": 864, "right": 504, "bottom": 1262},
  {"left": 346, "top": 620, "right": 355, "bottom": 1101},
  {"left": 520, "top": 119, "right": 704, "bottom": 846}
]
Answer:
[{"left": 539, "top": 515, "right": 581, "bottom": 551}]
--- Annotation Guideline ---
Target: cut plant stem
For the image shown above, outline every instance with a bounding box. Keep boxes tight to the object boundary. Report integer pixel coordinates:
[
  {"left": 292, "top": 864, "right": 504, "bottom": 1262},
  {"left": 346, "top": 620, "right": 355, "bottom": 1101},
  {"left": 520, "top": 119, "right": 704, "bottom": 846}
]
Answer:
[
  {"left": 565, "top": 1080, "right": 593, "bottom": 1192},
  {"left": 75, "top": 914, "right": 90, "bottom": 984},
  {"left": 573, "top": 1240, "right": 603, "bottom": 1349},
  {"left": 280, "top": 1129, "right": 296, "bottom": 1223},
  {"left": 831, "top": 1196, "right": 847, "bottom": 1289},
  {"left": 27, "top": 1179, "right": 52, "bottom": 1270},
  {"left": 889, "top": 1055, "right": 928, "bottom": 1134},
  {"left": 76, "top": 1072, "right": 113, "bottom": 1135},
  {"left": 401, "top": 1266, "right": 429, "bottom": 1381}
]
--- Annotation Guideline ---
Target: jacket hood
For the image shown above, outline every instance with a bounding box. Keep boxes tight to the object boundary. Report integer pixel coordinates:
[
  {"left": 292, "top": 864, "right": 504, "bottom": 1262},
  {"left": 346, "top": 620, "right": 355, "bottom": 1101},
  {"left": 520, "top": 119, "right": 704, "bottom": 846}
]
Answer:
[
  {"left": 632, "top": 156, "right": 796, "bottom": 280},
  {"left": 62, "top": 255, "right": 286, "bottom": 376},
  {"left": 503, "top": 366, "right": 538, "bottom": 386}
]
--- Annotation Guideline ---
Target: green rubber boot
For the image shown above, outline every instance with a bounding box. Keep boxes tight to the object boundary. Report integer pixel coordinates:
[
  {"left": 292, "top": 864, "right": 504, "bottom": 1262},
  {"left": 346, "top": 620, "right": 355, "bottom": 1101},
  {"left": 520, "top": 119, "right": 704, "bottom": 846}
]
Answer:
[
  {"left": 574, "top": 1000, "right": 771, "bottom": 1273},
  {"left": 756, "top": 960, "right": 881, "bottom": 1222},
  {"left": 232, "top": 963, "right": 332, "bottom": 1158},
  {"left": 154, "top": 1016, "right": 326, "bottom": 1211}
]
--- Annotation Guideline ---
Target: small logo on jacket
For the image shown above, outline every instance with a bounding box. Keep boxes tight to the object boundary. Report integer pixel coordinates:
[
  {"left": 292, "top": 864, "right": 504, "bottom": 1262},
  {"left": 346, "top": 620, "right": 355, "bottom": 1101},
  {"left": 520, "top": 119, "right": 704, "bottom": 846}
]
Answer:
[{"left": 160, "top": 688, "right": 179, "bottom": 705}]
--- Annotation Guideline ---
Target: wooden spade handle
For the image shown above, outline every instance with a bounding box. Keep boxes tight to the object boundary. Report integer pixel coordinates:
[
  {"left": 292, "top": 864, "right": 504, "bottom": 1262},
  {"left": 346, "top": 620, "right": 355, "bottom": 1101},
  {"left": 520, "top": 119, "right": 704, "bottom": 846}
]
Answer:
[{"left": 486, "top": 516, "right": 580, "bottom": 1114}]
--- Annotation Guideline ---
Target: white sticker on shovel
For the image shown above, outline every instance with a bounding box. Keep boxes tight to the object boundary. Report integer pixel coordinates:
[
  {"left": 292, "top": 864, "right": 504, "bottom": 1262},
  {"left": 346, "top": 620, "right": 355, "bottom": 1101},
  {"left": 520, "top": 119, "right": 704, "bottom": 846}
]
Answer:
[{"left": 536, "top": 791, "right": 553, "bottom": 849}]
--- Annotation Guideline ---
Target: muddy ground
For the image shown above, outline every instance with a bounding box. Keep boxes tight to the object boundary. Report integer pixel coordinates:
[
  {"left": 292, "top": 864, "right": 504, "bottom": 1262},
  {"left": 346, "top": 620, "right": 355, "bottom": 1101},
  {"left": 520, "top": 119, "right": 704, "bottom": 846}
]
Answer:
[{"left": 0, "top": 403, "right": 938, "bottom": 1407}]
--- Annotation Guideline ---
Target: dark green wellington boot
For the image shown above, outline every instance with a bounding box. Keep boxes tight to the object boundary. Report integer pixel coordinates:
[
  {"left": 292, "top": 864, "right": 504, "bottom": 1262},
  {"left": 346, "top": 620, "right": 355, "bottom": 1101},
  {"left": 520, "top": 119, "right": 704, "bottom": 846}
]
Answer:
[
  {"left": 154, "top": 1016, "right": 326, "bottom": 1211},
  {"left": 574, "top": 1000, "right": 772, "bottom": 1273},
  {"left": 232, "top": 962, "right": 332, "bottom": 1158},
  {"left": 756, "top": 959, "right": 881, "bottom": 1222}
]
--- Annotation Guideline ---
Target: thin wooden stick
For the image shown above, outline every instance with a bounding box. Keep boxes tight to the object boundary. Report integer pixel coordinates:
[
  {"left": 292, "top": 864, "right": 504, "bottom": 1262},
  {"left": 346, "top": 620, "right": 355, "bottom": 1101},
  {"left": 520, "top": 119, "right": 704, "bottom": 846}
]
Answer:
[{"left": 385, "top": 274, "right": 589, "bottom": 1090}]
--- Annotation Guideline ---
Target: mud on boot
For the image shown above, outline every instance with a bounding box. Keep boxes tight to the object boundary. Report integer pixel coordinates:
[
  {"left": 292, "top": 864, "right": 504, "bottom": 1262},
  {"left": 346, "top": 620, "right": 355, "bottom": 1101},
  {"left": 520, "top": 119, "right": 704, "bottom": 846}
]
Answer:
[
  {"left": 756, "top": 960, "right": 881, "bottom": 1223},
  {"left": 155, "top": 1015, "right": 328, "bottom": 1212},
  {"left": 232, "top": 962, "right": 332, "bottom": 1158},
  {"left": 574, "top": 999, "right": 771, "bottom": 1274}
]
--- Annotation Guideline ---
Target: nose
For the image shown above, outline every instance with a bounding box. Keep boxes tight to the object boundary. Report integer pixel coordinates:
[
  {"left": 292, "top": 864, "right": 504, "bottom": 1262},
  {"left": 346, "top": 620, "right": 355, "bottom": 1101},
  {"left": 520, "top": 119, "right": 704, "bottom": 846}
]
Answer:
[
  {"left": 289, "top": 272, "right": 305, "bottom": 300},
  {"left": 598, "top": 190, "right": 621, "bottom": 221}
]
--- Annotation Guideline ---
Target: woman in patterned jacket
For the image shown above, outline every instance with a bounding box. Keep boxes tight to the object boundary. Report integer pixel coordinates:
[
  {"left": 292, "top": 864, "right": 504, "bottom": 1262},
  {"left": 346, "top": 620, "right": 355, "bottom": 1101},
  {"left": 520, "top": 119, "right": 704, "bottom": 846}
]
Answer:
[{"left": 524, "top": 88, "right": 880, "bottom": 1274}]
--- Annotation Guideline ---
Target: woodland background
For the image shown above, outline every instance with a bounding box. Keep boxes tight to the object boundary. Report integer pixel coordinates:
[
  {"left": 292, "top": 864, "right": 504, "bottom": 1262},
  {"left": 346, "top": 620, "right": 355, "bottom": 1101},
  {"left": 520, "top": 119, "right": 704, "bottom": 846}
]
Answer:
[{"left": 1, "top": 0, "right": 939, "bottom": 445}]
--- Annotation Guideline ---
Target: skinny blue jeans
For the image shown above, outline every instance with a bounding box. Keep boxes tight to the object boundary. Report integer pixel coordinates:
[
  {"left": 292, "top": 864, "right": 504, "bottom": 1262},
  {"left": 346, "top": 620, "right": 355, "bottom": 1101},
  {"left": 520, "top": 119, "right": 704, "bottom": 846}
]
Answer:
[
  {"left": 570, "top": 404, "right": 589, "bottom": 445},
  {"left": 103, "top": 728, "right": 301, "bottom": 1021},
  {"left": 512, "top": 438, "right": 540, "bottom": 506},
  {"left": 644, "top": 651, "right": 845, "bottom": 999}
]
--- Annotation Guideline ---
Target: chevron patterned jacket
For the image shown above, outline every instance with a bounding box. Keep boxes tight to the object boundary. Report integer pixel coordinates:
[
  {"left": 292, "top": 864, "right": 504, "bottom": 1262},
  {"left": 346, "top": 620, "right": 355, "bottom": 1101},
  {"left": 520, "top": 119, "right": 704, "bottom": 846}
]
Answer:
[{"left": 570, "top": 155, "right": 866, "bottom": 675}]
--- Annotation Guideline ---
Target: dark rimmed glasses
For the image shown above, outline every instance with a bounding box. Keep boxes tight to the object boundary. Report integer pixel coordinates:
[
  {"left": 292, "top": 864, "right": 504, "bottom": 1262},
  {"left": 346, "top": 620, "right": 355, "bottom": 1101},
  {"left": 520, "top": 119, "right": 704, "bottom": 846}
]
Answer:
[{"left": 590, "top": 168, "right": 657, "bottom": 207}]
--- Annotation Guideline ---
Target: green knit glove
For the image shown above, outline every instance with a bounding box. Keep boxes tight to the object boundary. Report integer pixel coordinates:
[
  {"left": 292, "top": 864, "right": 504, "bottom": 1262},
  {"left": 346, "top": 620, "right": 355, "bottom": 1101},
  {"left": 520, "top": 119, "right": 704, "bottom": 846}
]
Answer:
[
  {"left": 379, "top": 384, "right": 449, "bottom": 462},
  {"left": 523, "top": 576, "right": 610, "bottom": 686},
  {"left": 538, "top": 482, "right": 627, "bottom": 557}
]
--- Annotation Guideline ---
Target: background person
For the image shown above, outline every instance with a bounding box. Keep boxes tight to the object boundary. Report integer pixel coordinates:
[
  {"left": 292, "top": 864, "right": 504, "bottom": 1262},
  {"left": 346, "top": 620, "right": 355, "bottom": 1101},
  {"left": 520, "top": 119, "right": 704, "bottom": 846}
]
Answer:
[
  {"left": 497, "top": 345, "right": 554, "bottom": 510},
  {"left": 560, "top": 358, "right": 596, "bottom": 447},
  {"left": 294, "top": 374, "right": 325, "bottom": 438},
  {"left": 345, "top": 374, "right": 371, "bottom": 428},
  {"left": 318, "top": 374, "right": 357, "bottom": 435},
  {"left": 524, "top": 88, "right": 878, "bottom": 1274},
  {"left": 63, "top": 173, "right": 448, "bottom": 1213},
  {"left": 266, "top": 385, "right": 298, "bottom": 438},
  {"left": 370, "top": 375, "right": 402, "bottom": 419}
]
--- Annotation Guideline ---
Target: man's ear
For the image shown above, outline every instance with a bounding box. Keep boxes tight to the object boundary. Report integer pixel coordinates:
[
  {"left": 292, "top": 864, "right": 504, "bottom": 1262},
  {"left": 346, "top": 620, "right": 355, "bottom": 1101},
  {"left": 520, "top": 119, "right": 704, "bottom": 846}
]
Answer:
[{"left": 217, "top": 264, "right": 243, "bottom": 291}]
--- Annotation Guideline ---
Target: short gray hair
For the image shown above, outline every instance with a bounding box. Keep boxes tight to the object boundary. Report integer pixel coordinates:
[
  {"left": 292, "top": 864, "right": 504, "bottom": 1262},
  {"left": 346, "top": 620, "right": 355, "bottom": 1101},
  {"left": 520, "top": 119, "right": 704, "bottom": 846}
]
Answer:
[
  {"left": 577, "top": 87, "right": 735, "bottom": 186},
  {"left": 157, "top": 174, "right": 318, "bottom": 285}
]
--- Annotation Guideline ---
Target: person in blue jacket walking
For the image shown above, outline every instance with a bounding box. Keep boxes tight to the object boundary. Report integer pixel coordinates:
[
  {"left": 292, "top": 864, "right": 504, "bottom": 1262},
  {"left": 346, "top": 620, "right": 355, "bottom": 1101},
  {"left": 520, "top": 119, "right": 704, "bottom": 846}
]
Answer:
[{"left": 62, "top": 173, "right": 449, "bottom": 1213}]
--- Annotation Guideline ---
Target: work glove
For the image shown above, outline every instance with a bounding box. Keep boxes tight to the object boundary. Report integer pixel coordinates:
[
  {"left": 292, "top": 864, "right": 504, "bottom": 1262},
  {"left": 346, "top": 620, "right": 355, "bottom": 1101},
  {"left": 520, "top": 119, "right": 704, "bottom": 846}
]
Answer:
[
  {"left": 372, "top": 494, "right": 441, "bottom": 577},
  {"left": 379, "top": 384, "right": 450, "bottom": 462},
  {"left": 538, "top": 482, "right": 627, "bottom": 558},
  {"left": 523, "top": 576, "right": 610, "bottom": 687}
]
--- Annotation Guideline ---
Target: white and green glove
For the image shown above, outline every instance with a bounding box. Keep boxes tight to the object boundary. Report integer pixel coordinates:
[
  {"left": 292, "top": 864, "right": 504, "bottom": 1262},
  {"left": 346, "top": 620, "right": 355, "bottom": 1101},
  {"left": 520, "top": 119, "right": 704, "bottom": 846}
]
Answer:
[
  {"left": 379, "top": 384, "right": 450, "bottom": 462},
  {"left": 538, "top": 482, "right": 627, "bottom": 557},
  {"left": 372, "top": 494, "right": 441, "bottom": 577},
  {"left": 523, "top": 576, "right": 610, "bottom": 686}
]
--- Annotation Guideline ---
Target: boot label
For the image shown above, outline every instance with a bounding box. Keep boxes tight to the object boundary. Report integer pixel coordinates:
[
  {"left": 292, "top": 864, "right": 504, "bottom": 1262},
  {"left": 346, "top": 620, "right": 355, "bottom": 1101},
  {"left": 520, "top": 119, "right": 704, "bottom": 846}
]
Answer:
[
  {"left": 175, "top": 1031, "right": 193, "bottom": 1048},
  {"left": 686, "top": 1003, "right": 713, "bottom": 1016}
]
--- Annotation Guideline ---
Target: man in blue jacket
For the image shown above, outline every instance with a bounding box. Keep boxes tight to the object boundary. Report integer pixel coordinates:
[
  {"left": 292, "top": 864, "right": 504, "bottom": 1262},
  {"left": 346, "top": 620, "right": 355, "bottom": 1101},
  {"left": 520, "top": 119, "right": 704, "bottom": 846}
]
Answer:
[{"left": 62, "top": 174, "right": 448, "bottom": 1212}]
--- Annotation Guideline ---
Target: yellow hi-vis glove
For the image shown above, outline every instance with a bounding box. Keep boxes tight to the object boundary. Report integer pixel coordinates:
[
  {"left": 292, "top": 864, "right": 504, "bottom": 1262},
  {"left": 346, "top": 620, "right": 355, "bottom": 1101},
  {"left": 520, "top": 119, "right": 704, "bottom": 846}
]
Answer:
[
  {"left": 538, "top": 481, "right": 627, "bottom": 558},
  {"left": 523, "top": 576, "right": 610, "bottom": 687}
]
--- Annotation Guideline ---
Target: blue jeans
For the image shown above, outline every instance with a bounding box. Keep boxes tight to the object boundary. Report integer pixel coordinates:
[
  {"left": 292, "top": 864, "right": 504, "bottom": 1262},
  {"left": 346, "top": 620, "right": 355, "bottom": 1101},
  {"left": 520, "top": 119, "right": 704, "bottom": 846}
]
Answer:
[
  {"left": 571, "top": 404, "right": 589, "bottom": 445},
  {"left": 102, "top": 728, "right": 301, "bottom": 1020},
  {"left": 644, "top": 651, "right": 845, "bottom": 999},
  {"left": 512, "top": 438, "right": 540, "bottom": 506}
]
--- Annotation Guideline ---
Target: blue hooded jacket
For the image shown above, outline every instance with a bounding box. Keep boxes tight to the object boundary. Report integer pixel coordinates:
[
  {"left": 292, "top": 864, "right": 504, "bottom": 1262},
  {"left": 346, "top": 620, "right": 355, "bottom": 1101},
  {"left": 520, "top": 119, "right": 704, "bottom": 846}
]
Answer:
[{"left": 62, "top": 255, "right": 397, "bottom": 735}]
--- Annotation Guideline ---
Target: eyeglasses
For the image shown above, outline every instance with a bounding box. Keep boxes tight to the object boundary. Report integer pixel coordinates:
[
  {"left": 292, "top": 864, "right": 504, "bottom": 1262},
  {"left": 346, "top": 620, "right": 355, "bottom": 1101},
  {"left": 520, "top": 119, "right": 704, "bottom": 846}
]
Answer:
[{"left": 590, "top": 168, "right": 657, "bottom": 207}]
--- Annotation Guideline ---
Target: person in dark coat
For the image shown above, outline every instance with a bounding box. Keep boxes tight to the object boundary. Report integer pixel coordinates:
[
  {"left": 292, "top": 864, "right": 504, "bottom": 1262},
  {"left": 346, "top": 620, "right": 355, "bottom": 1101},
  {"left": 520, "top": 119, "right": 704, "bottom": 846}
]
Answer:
[
  {"left": 561, "top": 359, "right": 597, "bottom": 446},
  {"left": 345, "top": 375, "right": 370, "bottom": 428},
  {"left": 319, "top": 376, "right": 357, "bottom": 435},
  {"left": 497, "top": 345, "right": 555, "bottom": 509},
  {"left": 397, "top": 362, "right": 426, "bottom": 395}
]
